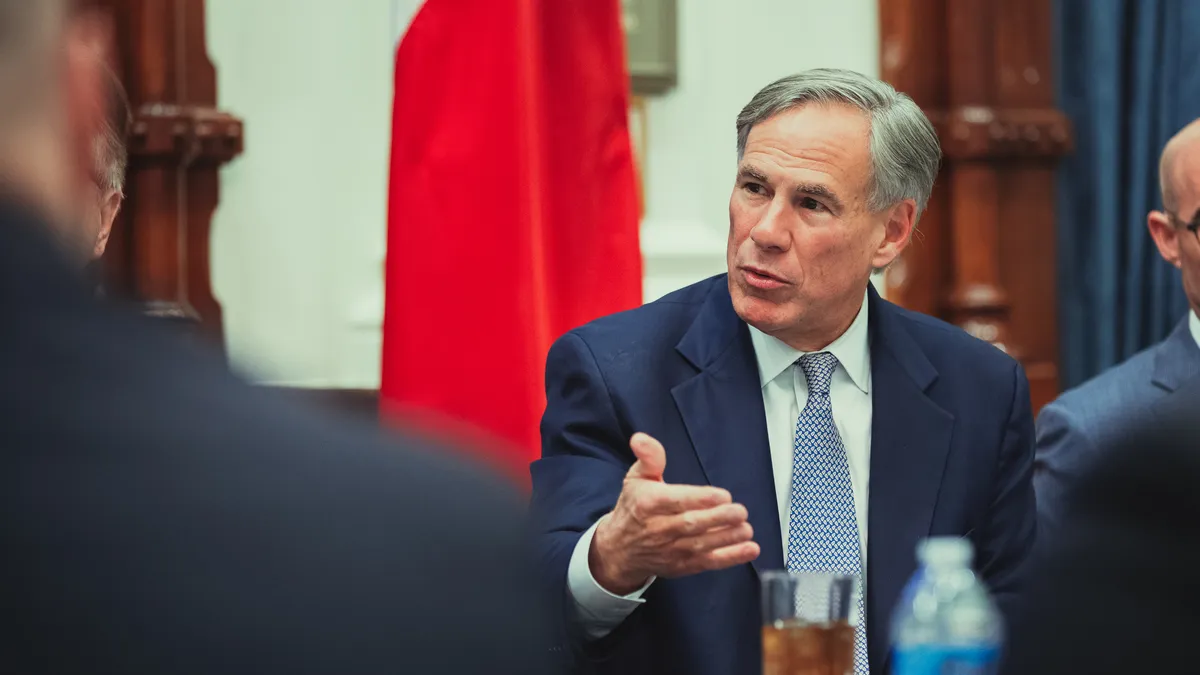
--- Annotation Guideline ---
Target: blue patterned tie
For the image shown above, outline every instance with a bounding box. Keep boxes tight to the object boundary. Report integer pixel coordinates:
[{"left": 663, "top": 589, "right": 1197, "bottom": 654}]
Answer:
[{"left": 786, "top": 352, "right": 869, "bottom": 674}]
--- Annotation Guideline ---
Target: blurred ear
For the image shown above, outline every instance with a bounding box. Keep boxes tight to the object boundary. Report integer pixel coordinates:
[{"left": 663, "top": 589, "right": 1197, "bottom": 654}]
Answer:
[
  {"left": 871, "top": 199, "right": 918, "bottom": 269},
  {"left": 93, "top": 189, "right": 121, "bottom": 259},
  {"left": 1148, "top": 210, "right": 1183, "bottom": 269}
]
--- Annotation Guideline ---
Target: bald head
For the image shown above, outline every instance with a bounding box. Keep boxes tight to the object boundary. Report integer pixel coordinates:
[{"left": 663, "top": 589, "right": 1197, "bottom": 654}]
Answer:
[
  {"left": 1150, "top": 119, "right": 1200, "bottom": 318},
  {"left": 1159, "top": 119, "right": 1200, "bottom": 215}
]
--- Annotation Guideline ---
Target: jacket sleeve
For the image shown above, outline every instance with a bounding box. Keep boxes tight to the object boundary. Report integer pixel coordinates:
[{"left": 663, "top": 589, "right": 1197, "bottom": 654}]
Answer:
[
  {"left": 529, "top": 331, "right": 642, "bottom": 665},
  {"left": 974, "top": 362, "right": 1037, "bottom": 626},
  {"left": 1032, "top": 398, "right": 1098, "bottom": 545}
]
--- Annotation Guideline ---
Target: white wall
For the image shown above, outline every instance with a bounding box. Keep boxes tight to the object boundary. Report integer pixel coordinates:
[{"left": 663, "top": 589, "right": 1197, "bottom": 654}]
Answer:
[
  {"left": 207, "top": 0, "right": 879, "bottom": 387},
  {"left": 207, "top": 0, "right": 395, "bottom": 387}
]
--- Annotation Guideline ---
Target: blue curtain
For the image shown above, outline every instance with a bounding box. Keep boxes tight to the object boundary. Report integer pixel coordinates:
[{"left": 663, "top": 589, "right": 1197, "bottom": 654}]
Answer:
[{"left": 1055, "top": 0, "right": 1200, "bottom": 389}]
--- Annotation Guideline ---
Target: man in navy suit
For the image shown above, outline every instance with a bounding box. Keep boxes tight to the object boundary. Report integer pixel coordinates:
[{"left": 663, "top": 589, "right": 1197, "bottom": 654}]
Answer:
[
  {"left": 1035, "top": 119, "right": 1200, "bottom": 540},
  {"left": 531, "top": 69, "right": 1036, "bottom": 675}
]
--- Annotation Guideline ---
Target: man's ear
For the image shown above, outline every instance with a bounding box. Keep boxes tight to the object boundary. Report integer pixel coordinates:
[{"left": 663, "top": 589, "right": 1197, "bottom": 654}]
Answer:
[
  {"left": 93, "top": 190, "right": 121, "bottom": 259},
  {"left": 870, "top": 199, "right": 917, "bottom": 270},
  {"left": 1148, "top": 210, "right": 1183, "bottom": 269}
]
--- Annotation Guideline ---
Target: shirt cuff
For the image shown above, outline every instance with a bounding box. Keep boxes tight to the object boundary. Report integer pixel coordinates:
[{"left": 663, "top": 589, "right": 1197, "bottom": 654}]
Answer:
[{"left": 566, "top": 515, "right": 655, "bottom": 639}]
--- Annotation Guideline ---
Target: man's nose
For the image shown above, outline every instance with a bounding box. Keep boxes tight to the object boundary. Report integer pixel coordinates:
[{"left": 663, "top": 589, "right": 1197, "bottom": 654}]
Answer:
[{"left": 749, "top": 196, "right": 791, "bottom": 251}]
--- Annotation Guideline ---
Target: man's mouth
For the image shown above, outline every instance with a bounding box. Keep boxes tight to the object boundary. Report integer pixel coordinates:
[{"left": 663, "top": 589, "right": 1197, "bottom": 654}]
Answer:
[{"left": 740, "top": 265, "right": 790, "bottom": 290}]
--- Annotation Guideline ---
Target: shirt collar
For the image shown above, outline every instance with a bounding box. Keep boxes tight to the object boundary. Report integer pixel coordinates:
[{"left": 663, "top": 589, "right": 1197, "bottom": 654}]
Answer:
[
  {"left": 747, "top": 290, "right": 871, "bottom": 394},
  {"left": 1190, "top": 309, "right": 1200, "bottom": 351}
]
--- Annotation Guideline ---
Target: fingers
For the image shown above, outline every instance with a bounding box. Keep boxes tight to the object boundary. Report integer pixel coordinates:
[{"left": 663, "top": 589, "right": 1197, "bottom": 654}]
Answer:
[
  {"left": 678, "top": 521, "right": 755, "bottom": 554},
  {"left": 635, "top": 482, "right": 733, "bottom": 516},
  {"left": 615, "top": 432, "right": 759, "bottom": 581},
  {"left": 658, "top": 502, "right": 749, "bottom": 537},
  {"left": 627, "top": 432, "right": 666, "bottom": 481},
  {"left": 625, "top": 433, "right": 731, "bottom": 513},
  {"left": 658, "top": 538, "right": 761, "bottom": 579},
  {"left": 701, "top": 541, "right": 761, "bottom": 571}
]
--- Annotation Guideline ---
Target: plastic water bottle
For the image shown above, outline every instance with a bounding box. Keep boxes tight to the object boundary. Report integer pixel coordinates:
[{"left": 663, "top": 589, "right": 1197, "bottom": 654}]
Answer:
[{"left": 890, "top": 537, "right": 1003, "bottom": 675}]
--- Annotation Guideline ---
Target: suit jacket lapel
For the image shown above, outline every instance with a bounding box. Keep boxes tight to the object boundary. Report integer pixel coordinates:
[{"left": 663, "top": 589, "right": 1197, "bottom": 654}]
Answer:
[
  {"left": 671, "top": 278, "right": 784, "bottom": 574},
  {"left": 1152, "top": 317, "right": 1200, "bottom": 392},
  {"left": 1156, "top": 369, "right": 1200, "bottom": 423},
  {"left": 865, "top": 289, "right": 955, "bottom": 670}
]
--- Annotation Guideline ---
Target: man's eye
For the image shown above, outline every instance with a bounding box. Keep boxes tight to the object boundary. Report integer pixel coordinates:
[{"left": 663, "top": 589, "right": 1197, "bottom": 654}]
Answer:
[
  {"left": 743, "top": 182, "right": 766, "bottom": 195},
  {"left": 799, "top": 197, "right": 826, "bottom": 212}
]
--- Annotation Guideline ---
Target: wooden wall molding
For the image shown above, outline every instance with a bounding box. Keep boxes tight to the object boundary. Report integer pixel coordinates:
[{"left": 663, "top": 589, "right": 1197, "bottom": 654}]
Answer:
[
  {"left": 89, "top": 0, "right": 243, "bottom": 342},
  {"left": 933, "top": 107, "right": 1072, "bottom": 160},
  {"left": 880, "top": 0, "right": 1070, "bottom": 410},
  {"left": 130, "top": 104, "right": 244, "bottom": 166}
]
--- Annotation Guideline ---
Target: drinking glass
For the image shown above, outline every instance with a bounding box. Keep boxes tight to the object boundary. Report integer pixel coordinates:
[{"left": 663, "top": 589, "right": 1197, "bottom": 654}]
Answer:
[{"left": 761, "top": 570, "right": 859, "bottom": 675}]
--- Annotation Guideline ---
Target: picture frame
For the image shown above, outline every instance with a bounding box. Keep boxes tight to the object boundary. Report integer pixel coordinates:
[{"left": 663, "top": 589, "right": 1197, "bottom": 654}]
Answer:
[{"left": 622, "top": 0, "right": 678, "bottom": 95}]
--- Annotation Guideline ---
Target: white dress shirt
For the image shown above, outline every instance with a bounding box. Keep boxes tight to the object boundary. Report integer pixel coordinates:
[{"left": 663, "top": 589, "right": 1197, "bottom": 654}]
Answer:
[
  {"left": 567, "top": 292, "right": 873, "bottom": 639},
  {"left": 1191, "top": 309, "right": 1200, "bottom": 350}
]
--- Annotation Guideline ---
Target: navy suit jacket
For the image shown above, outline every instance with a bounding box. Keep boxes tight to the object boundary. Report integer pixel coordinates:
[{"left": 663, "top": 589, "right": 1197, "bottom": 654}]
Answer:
[
  {"left": 1035, "top": 317, "right": 1200, "bottom": 540},
  {"left": 531, "top": 275, "right": 1036, "bottom": 675},
  {"left": 0, "top": 199, "right": 552, "bottom": 675}
]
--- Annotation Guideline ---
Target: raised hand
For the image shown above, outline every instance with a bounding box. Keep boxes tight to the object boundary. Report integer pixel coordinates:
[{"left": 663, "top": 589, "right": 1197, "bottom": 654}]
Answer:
[{"left": 589, "top": 432, "right": 761, "bottom": 595}]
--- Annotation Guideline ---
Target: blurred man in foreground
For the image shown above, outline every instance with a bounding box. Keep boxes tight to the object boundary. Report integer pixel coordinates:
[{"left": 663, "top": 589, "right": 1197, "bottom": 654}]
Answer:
[
  {"left": 1035, "top": 119, "right": 1200, "bottom": 539},
  {"left": 1004, "top": 385, "right": 1200, "bottom": 675},
  {"left": 0, "top": 4, "right": 549, "bottom": 674}
]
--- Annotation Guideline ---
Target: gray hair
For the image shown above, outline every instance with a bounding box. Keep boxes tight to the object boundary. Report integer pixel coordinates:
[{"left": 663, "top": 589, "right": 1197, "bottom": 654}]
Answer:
[
  {"left": 94, "top": 63, "right": 131, "bottom": 195},
  {"left": 93, "top": 122, "right": 127, "bottom": 195},
  {"left": 736, "top": 68, "right": 941, "bottom": 218}
]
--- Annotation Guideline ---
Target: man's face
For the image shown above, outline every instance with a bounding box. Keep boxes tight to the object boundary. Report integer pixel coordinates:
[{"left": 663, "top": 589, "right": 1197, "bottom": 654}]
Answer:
[
  {"left": 1150, "top": 145, "right": 1200, "bottom": 317},
  {"left": 1183, "top": 230, "right": 1200, "bottom": 318},
  {"left": 1174, "top": 149, "right": 1200, "bottom": 316},
  {"left": 726, "top": 103, "right": 915, "bottom": 348},
  {"left": 1171, "top": 205, "right": 1200, "bottom": 317}
]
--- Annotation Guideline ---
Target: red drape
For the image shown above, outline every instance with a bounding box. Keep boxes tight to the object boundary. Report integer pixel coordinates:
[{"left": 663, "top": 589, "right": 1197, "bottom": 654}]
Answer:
[{"left": 381, "top": 0, "right": 643, "bottom": 476}]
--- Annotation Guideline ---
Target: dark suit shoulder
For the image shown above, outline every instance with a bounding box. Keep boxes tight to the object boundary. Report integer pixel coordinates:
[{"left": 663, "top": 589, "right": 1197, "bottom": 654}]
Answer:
[
  {"left": 562, "top": 275, "right": 723, "bottom": 359},
  {"left": 1049, "top": 345, "right": 1159, "bottom": 416},
  {"left": 1036, "top": 342, "right": 1173, "bottom": 466},
  {"left": 887, "top": 299, "right": 1019, "bottom": 380}
]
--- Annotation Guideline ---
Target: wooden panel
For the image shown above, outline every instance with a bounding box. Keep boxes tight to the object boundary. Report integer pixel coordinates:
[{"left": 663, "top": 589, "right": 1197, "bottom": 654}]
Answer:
[
  {"left": 888, "top": 171, "right": 951, "bottom": 318},
  {"left": 88, "top": 0, "right": 242, "bottom": 342},
  {"left": 262, "top": 388, "right": 381, "bottom": 422},
  {"left": 993, "top": 0, "right": 1055, "bottom": 107},
  {"left": 879, "top": 0, "right": 949, "bottom": 317},
  {"left": 999, "top": 163, "right": 1060, "bottom": 405},
  {"left": 946, "top": 163, "right": 1013, "bottom": 353},
  {"left": 880, "top": 0, "right": 1070, "bottom": 412},
  {"left": 946, "top": 0, "right": 995, "bottom": 105},
  {"left": 878, "top": 0, "right": 949, "bottom": 106}
]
